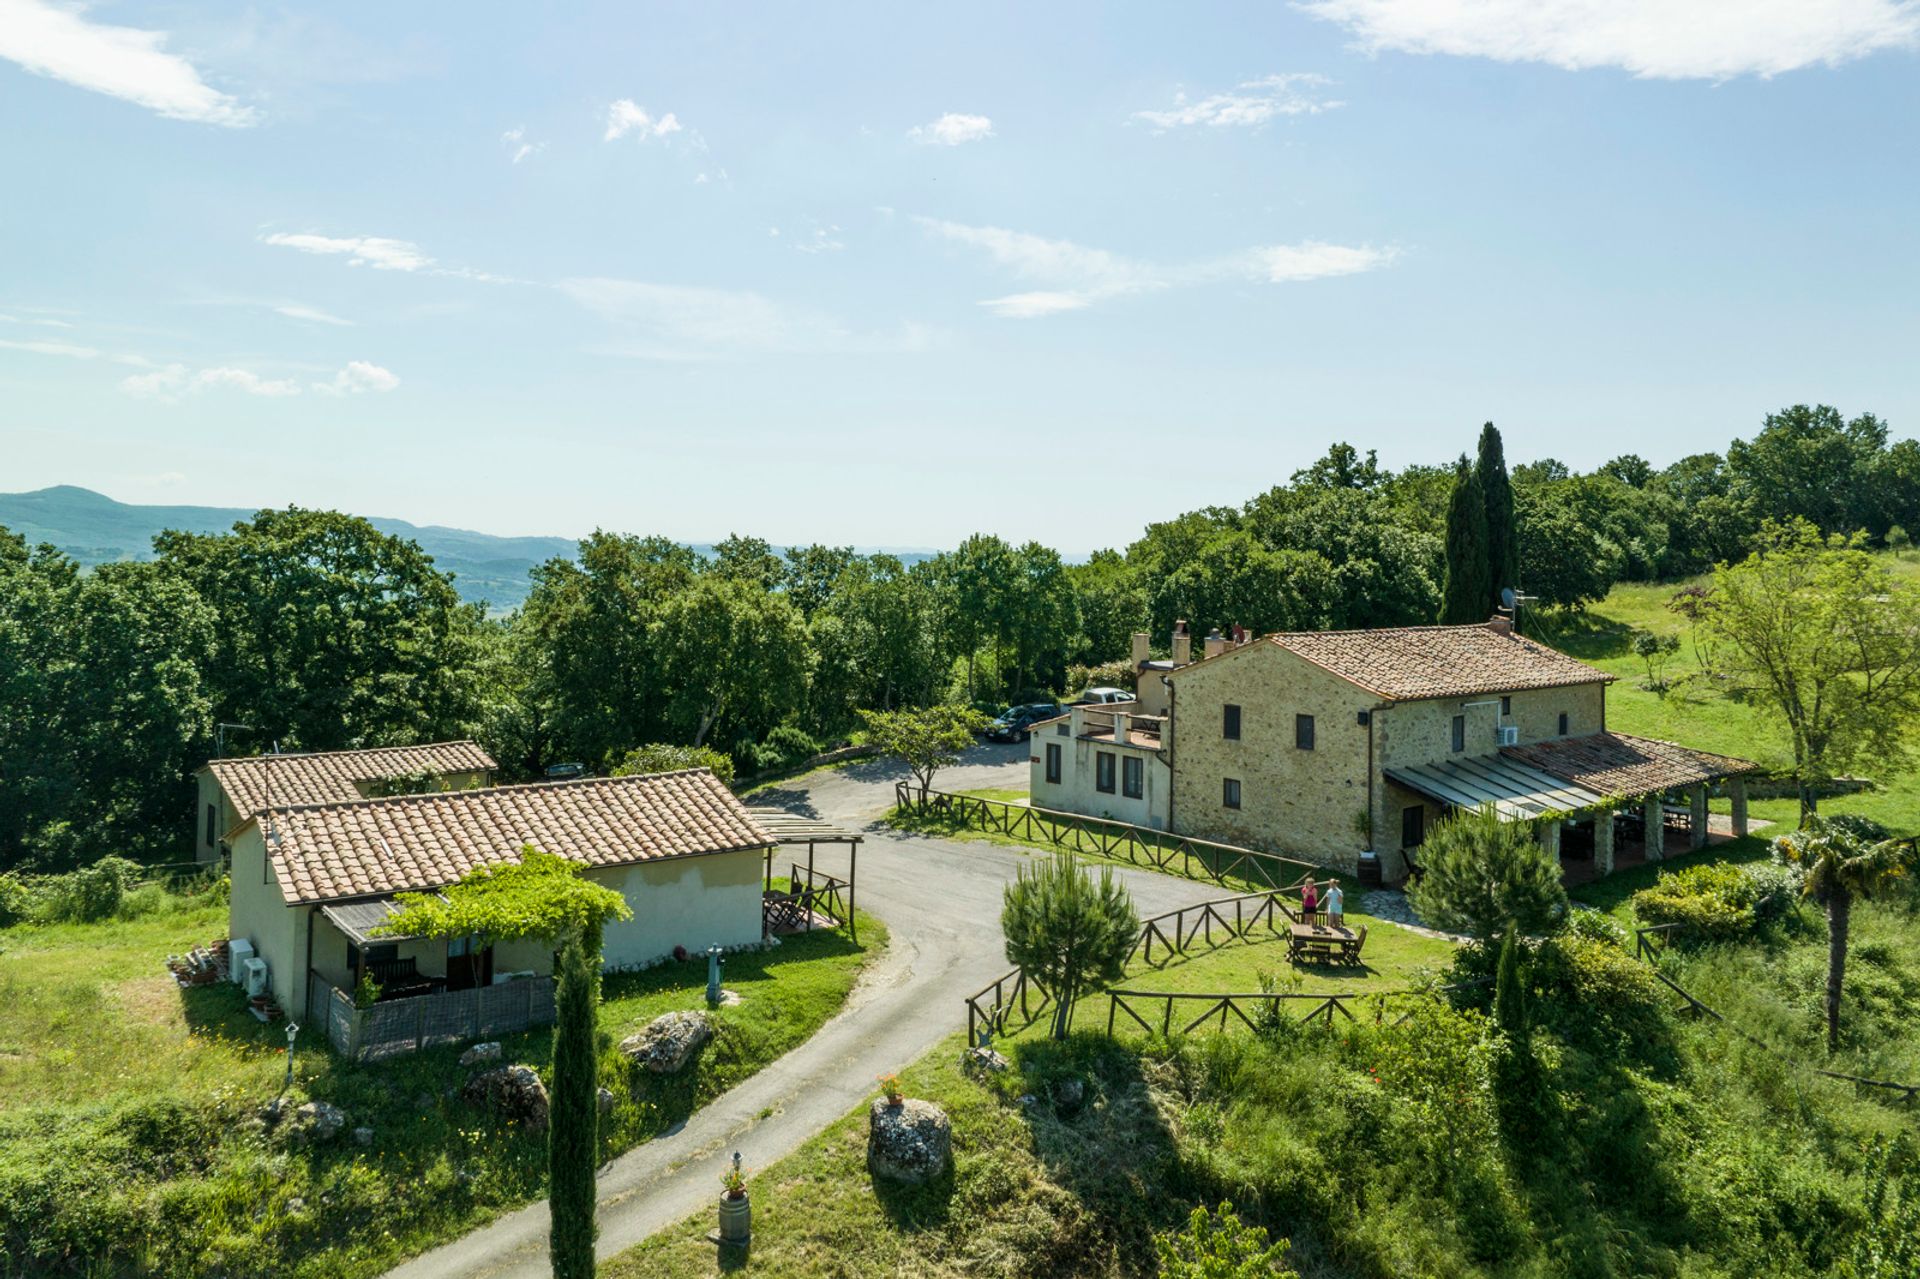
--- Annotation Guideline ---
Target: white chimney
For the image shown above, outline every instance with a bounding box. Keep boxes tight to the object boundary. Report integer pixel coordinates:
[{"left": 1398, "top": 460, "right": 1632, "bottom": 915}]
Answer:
[
  {"left": 1131, "top": 632, "right": 1150, "bottom": 666},
  {"left": 1170, "top": 620, "right": 1192, "bottom": 666},
  {"left": 1204, "top": 628, "right": 1226, "bottom": 659}
]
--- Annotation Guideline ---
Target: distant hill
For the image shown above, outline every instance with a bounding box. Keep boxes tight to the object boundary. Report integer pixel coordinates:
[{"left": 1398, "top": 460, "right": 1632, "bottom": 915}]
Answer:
[{"left": 0, "top": 486, "right": 938, "bottom": 612}]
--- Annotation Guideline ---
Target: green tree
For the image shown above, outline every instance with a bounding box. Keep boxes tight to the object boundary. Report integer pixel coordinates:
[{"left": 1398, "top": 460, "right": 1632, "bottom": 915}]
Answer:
[
  {"left": 1599, "top": 453, "right": 1655, "bottom": 488},
  {"left": 1493, "top": 924, "right": 1528, "bottom": 1047},
  {"left": 708, "top": 533, "right": 787, "bottom": 592},
  {"left": 382, "top": 850, "right": 631, "bottom": 1279},
  {"left": 652, "top": 576, "right": 811, "bottom": 747},
  {"left": 1726, "top": 404, "right": 1889, "bottom": 538},
  {"left": 1155, "top": 1201, "right": 1299, "bottom": 1279},
  {"left": 1000, "top": 852, "right": 1139, "bottom": 1039},
  {"left": 1405, "top": 805, "right": 1569, "bottom": 945},
  {"left": 860, "top": 704, "right": 989, "bottom": 800},
  {"left": 1067, "top": 550, "right": 1150, "bottom": 665},
  {"left": 1150, "top": 531, "right": 1336, "bottom": 638},
  {"left": 1476, "top": 423, "right": 1516, "bottom": 608},
  {"left": 1289, "top": 441, "right": 1382, "bottom": 491},
  {"left": 610, "top": 742, "right": 736, "bottom": 783},
  {"left": 1513, "top": 482, "right": 1624, "bottom": 610},
  {"left": 1704, "top": 523, "right": 1920, "bottom": 824},
  {"left": 1439, "top": 456, "right": 1491, "bottom": 624},
  {"left": 1773, "top": 817, "right": 1914, "bottom": 1050},
  {"left": 154, "top": 508, "right": 486, "bottom": 754},
  {"left": 1888, "top": 525, "right": 1912, "bottom": 559},
  {"left": 1630, "top": 629, "right": 1681, "bottom": 692},
  {"left": 1242, "top": 487, "right": 1442, "bottom": 628}
]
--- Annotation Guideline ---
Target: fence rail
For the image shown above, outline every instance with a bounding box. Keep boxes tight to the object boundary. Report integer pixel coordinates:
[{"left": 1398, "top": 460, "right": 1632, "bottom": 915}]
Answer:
[
  {"left": 1130, "top": 889, "right": 1298, "bottom": 966},
  {"left": 306, "top": 973, "right": 557, "bottom": 1061},
  {"left": 966, "top": 966, "right": 1053, "bottom": 1045},
  {"left": 764, "top": 863, "right": 855, "bottom": 939},
  {"left": 1107, "top": 989, "right": 1361, "bottom": 1037},
  {"left": 897, "top": 784, "right": 1325, "bottom": 893}
]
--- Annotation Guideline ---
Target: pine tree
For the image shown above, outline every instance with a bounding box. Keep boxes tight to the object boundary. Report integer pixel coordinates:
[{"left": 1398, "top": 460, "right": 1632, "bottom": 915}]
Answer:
[
  {"left": 1476, "top": 422, "right": 1516, "bottom": 610},
  {"left": 1493, "top": 924, "right": 1528, "bottom": 1048},
  {"left": 1001, "top": 853, "right": 1139, "bottom": 1039},
  {"left": 549, "top": 927, "right": 601, "bottom": 1279},
  {"left": 1440, "top": 455, "right": 1492, "bottom": 624}
]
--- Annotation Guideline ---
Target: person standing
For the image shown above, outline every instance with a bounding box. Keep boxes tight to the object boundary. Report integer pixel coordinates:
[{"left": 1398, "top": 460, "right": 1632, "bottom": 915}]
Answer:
[
  {"left": 1300, "top": 877, "right": 1319, "bottom": 926},
  {"left": 1326, "top": 881, "right": 1345, "bottom": 931}
]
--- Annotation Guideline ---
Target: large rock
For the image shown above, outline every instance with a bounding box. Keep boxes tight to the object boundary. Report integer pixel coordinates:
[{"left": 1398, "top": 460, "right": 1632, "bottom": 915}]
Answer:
[
  {"left": 867, "top": 1098, "right": 952, "bottom": 1185},
  {"left": 459, "top": 1041, "right": 502, "bottom": 1067},
  {"left": 619, "top": 1010, "right": 712, "bottom": 1075},
  {"left": 464, "top": 1065, "right": 550, "bottom": 1132},
  {"left": 288, "top": 1100, "right": 348, "bottom": 1144}
]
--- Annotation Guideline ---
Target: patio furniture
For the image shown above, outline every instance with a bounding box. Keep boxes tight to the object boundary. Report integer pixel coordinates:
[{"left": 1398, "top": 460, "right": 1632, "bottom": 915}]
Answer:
[{"left": 1288, "top": 922, "right": 1366, "bottom": 966}]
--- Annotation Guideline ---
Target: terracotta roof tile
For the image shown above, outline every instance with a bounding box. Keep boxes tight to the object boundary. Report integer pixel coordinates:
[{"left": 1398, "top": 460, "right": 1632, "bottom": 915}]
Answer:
[
  {"left": 206, "top": 741, "right": 497, "bottom": 816},
  {"left": 1249, "top": 624, "right": 1611, "bottom": 700},
  {"left": 1503, "top": 731, "right": 1756, "bottom": 795},
  {"left": 257, "top": 769, "right": 773, "bottom": 904}
]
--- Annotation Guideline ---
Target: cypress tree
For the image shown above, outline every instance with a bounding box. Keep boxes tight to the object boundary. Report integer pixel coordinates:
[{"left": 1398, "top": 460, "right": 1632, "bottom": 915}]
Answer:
[
  {"left": 1493, "top": 924, "right": 1528, "bottom": 1048},
  {"left": 1476, "top": 422, "right": 1516, "bottom": 609},
  {"left": 549, "top": 927, "right": 601, "bottom": 1279},
  {"left": 1440, "top": 455, "right": 1491, "bottom": 624}
]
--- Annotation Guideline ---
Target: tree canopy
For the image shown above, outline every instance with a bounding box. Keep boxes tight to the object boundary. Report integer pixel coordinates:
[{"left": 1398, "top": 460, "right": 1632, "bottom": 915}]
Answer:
[{"left": 1405, "top": 806, "right": 1569, "bottom": 945}]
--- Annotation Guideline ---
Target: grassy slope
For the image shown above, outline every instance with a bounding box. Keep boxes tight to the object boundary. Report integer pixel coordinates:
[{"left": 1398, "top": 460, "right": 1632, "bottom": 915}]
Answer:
[{"left": 0, "top": 897, "right": 887, "bottom": 1278}]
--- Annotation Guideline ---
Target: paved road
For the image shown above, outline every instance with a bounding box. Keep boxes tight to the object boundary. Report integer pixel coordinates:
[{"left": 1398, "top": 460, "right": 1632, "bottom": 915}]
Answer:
[{"left": 386, "top": 743, "right": 1222, "bottom": 1279}]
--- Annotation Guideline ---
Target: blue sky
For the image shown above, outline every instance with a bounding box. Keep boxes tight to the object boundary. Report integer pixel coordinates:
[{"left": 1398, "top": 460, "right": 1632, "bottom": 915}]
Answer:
[{"left": 2, "top": 1, "right": 1917, "bottom": 552}]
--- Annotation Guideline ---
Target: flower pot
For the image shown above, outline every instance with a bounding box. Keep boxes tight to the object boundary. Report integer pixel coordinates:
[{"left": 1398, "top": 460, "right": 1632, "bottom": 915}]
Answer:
[{"left": 717, "top": 1191, "right": 751, "bottom": 1244}]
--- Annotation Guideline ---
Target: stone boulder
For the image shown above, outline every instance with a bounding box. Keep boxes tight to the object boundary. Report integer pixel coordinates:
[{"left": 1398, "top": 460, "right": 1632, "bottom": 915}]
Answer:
[
  {"left": 597, "top": 1087, "right": 616, "bottom": 1117},
  {"left": 288, "top": 1100, "right": 349, "bottom": 1144},
  {"left": 619, "top": 1010, "right": 712, "bottom": 1075},
  {"left": 867, "top": 1098, "right": 952, "bottom": 1185},
  {"left": 464, "top": 1065, "right": 550, "bottom": 1132},
  {"left": 459, "top": 1041, "right": 502, "bottom": 1067}
]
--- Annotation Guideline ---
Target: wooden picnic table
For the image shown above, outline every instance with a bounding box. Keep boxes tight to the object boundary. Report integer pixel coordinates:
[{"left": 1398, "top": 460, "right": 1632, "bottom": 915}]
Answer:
[{"left": 1287, "top": 922, "right": 1365, "bottom": 965}]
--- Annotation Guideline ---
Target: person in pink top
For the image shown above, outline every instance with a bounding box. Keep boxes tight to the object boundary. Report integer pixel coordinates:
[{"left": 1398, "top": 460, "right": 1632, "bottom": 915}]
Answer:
[{"left": 1300, "top": 877, "right": 1319, "bottom": 926}]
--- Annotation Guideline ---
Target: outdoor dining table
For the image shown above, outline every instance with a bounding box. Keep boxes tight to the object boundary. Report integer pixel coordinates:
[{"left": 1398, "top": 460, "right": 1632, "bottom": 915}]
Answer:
[{"left": 1288, "top": 922, "right": 1362, "bottom": 964}]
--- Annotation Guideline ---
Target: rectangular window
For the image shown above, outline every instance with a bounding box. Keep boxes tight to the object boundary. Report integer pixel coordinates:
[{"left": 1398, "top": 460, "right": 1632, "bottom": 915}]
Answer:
[
  {"left": 1451, "top": 715, "right": 1466, "bottom": 753},
  {"left": 1500, "top": 695, "right": 1512, "bottom": 717},
  {"left": 1044, "top": 742, "right": 1062, "bottom": 784},
  {"left": 1295, "top": 713, "right": 1316, "bottom": 750},
  {"left": 1402, "top": 805, "right": 1425, "bottom": 848},
  {"left": 1223, "top": 778, "right": 1242, "bottom": 809},
  {"left": 1122, "top": 755, "right": 1144, "bottom": 799},
  {"left": 1558, "top": 712, "right": 1569, "bottom": 735},
  {"left": 1096, "top": 752, "right": 1116, "bottom": 794},
  {"left": 1223, "top": 704, "right": 1242, "bottom": 740},
  {"left": 205, "top": 803, "right": 218, "bottom": 847}
]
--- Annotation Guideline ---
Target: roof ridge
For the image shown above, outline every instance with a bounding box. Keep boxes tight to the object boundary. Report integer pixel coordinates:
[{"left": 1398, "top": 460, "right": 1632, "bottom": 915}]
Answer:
[
  {"left": 262, "top": 768, "right": 718, "bottom": 817},
  {"left": 208, "top": 738, "right": 485, "bottom": 766}
]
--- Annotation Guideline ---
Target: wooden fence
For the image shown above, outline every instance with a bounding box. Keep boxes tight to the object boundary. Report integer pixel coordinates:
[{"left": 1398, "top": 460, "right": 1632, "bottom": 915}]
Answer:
[
  {"left": 1107, "top": 989, "right": 1361, "bottom": 1037},
  {"left": 897, "top": 784, "right": 1325, "bottom": 893},
  {"left": 307, "top": 973, "right": 557, "bottom": 1061},
  {"left": 966, "top": 966, "right": 1053, "bottom": 1045},
  {"left": 764, "top": 864, "right": 855, "bottom": 940}
]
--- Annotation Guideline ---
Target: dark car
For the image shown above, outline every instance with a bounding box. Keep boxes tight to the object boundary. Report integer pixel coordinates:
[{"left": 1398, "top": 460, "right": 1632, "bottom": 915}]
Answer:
[{"left": 984, "top": 703, "right": 1061, "bottom": 743}]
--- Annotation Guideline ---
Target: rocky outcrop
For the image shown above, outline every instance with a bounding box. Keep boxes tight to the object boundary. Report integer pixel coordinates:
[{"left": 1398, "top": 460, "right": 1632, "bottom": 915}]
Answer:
[
  {"left": 459, "top": 1041, "right": 502, "bottom": 1067},
  {"left": 464, "top": 1065, "right": 550, "bottom": 1131},
  {"left": 867, "top": 1098, "right": 952, "bottom": 1185},
  {"left": 619, "top": 1010, "right": 712, "bottom": 1075}
]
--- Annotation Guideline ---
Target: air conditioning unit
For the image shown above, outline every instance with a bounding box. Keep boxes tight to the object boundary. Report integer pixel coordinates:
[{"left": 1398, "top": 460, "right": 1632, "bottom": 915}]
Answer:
[
  {"left": 228, "top": 939, "right": 255, "bottom": 984},
  {"left": 1498, "top": 726, "right": 1520, "bottom": 747},
  {"left": 243, "top": 956, "right": 270, "bottom": 999}
]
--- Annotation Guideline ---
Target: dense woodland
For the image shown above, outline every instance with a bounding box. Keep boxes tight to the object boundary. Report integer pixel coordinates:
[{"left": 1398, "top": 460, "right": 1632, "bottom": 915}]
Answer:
[{"left": 3, "top": 403, "right": 1918, "bottom": 872}]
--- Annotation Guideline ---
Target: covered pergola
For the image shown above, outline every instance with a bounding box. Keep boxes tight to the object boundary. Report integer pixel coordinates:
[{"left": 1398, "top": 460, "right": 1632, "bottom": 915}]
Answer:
[
  {"left": 1387, "top": 732, "right": 1757, "bottom": 879},
  {"left": 746, "top": 808, "right": 862, "bottom": 941}
]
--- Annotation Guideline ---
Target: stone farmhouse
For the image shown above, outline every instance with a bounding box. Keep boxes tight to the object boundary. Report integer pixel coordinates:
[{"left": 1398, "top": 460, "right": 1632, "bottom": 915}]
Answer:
[
  {"left": 193, "top": 740, "right": 498, "bottom": 864},
  {"left": 1032, "top": 617, "right": 1755, "bottom": 882}
]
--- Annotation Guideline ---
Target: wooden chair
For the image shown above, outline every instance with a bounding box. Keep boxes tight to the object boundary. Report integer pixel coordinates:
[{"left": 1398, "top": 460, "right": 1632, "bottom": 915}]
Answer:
[{"left": 1341, "top": 926, "right": 1368, "bottom": 966}]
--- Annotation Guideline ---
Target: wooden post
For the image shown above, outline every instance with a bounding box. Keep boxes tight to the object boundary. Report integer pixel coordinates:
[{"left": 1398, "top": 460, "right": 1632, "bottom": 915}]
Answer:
[
  {"left": 806, "top": 840, "right": 816, "bottom": 931},
  {"left": 848, "top": 841, "right": 858, "bottom": 944}
]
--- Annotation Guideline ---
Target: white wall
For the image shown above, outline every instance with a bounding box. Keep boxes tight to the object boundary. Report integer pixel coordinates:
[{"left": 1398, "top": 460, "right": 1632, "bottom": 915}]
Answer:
[
  {"left": 1029, "top": 725, "right": 1170, "bottom": 829},
  {"left": 589, "top": 847, "right": 768, "bottom": 969},
  {"left": 226, "top": 826, "right": 306, "bottom": 1013}
]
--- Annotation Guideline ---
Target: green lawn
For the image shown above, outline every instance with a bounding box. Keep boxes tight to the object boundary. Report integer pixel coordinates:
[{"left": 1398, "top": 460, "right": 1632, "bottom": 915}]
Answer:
[{"left": 0, "top": 891, "right": 887, "bottom": 1279}]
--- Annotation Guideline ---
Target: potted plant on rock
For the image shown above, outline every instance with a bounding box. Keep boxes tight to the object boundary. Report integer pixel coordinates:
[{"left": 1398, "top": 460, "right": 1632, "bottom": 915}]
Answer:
[
  {"left": 717, "top": 1151, "right": 750, "bottom": 1245},
  {"left": 878, "top": 1072, "right": 904, "bottom": 1106}
]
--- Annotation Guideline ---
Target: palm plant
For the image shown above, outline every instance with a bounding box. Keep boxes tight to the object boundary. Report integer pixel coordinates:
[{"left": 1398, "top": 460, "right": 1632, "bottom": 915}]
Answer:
[{"left": 1773, "top": 816, "right": 1914, "bottom": 1051}]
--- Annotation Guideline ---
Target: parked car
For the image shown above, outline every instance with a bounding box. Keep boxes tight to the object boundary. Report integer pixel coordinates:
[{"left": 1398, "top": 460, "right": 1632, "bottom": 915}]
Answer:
[
  {"left": 984, "top": 703, "right": 1062, "bottom": 742},
  {"left": 1072, "top": 687, "right": 1135, "bottom": 705}
]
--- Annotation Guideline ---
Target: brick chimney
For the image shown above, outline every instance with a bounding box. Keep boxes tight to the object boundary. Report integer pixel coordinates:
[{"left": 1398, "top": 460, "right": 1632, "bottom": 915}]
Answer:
[
  {"left": 1131, "top": 632, "right": 1150, "bottom": 667},
  {"left": 1170, "top": 620, "right": 1191, "bottom": 665},
  {"left": 1488, "top": 613, "right": 1514, "bottom": 637},
  {"left": 1204, "top": 627, "right": 1227, "bottom": 659}
]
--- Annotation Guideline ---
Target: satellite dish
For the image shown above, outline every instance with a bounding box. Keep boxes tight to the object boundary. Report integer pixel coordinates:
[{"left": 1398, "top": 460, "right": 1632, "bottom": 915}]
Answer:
[{"left": 1500, "top": 587, "right": 1518, "bottom": 610}]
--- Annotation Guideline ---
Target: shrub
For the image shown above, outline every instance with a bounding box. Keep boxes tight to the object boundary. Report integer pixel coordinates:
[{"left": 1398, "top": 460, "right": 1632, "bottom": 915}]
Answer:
[
  {"left": 1567, "top": 907, "right": 1629, "bottom": 948},
  {"left": 762, "top": 725, "right": 820, "bottom": 767},
  {"left": 35, "top": 856, "right": 140, "bottom": 924},
  {"left": 1155, "top": 1202, "right": 1298, "bottom": 1279},
  {"left": 1632, "top": 862, "right": 1762, "bottom": 941},
  {"left": 610, "top": 743, "right": 736, "bottom": 784},
  {"left": 0, "top": 875, "right": 33, "bottom": 928}
]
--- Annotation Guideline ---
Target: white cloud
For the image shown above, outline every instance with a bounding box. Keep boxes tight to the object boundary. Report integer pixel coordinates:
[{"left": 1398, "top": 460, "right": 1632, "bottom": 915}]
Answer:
[
  {"left": 1297, "top": 0, "right": 1920, "bottom": 79},
  {"left": 917, "top": 216, "right": 1397, "bottom": 317},
  {"left": 273, "top": 302, "right": 352, "bottom": 326},
  {"left": 558, "top": 276, "right": 931, "bottom": 360},
  {"left": 502, "top": 125, "right": 543, "bottom": 164},
  {"left": 1132, "top": 74, "right": 1342, "bottom": 130},
  {"left": 0, "top": 336, "right": 100, "bottom": 358},
  {"left": 313, "top": 360, "right": 399, "bottom": 395},
  {"left": 262, "top": 232, "right": 433, "bottom": 271},
  {"left": 123, "top": 364, "right": 299, "bottom": 400},
  {"left": 1246, "top": 241, "right": 1400, "bottom": 280},
  {"left": 0, "top": 0, "right": 257, "bottom": 125},
  {"left": 908, "top": 112, "right": 994, "bottom": 145},
  {"left": 604, "top": 99, "right": 682, "bottom": 142}
]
